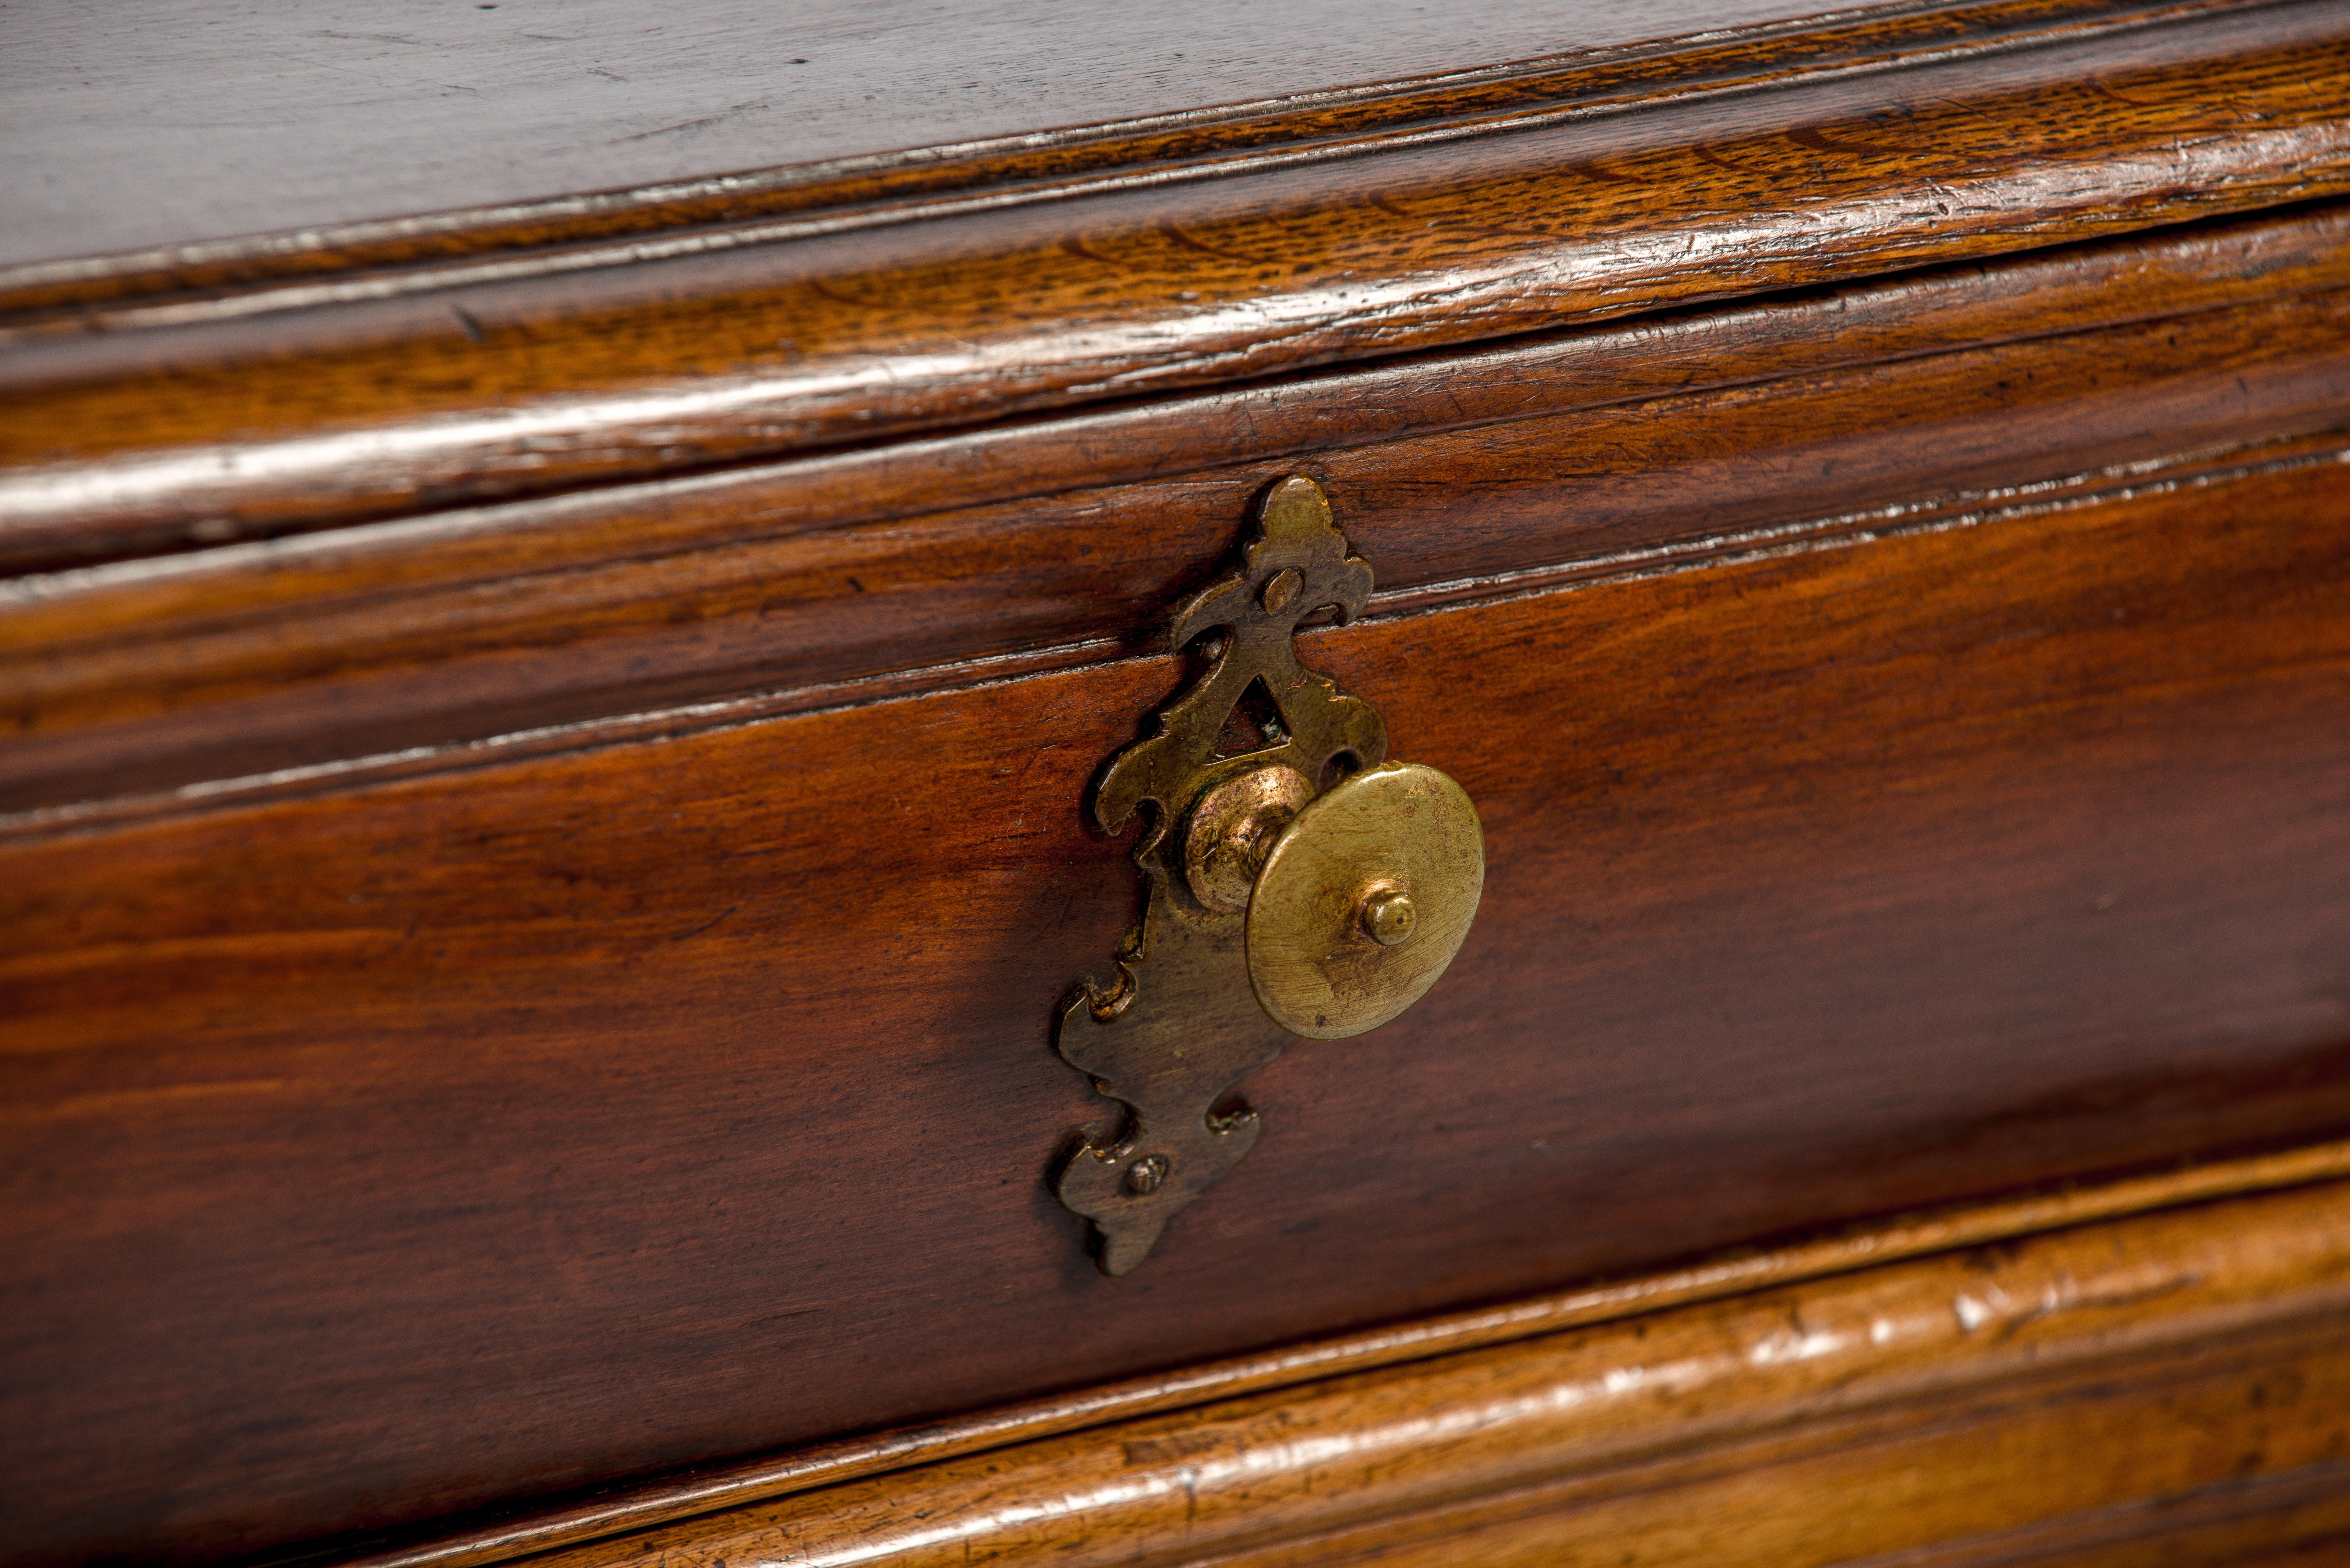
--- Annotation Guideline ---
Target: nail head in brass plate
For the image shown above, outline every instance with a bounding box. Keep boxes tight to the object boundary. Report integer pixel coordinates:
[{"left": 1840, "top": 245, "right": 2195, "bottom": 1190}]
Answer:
[{"left": 1247, "top": 762, "right": 1484, "bottom": 1040}]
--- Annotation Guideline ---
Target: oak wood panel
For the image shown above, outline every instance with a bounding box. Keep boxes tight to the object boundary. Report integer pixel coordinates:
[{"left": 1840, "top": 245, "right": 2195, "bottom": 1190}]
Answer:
[
  {"left": 4, "top": 1, "right": 2346, "bottom": 558},
  {"left": 527, "top": 1178, "right": 2350, "bottom": 1568},
  {"left": 5, "top": 448, "right": 2347, "bottom": 1565},
  {"left": 9, "top": 206, "right": 2350, "bottom": 814}
]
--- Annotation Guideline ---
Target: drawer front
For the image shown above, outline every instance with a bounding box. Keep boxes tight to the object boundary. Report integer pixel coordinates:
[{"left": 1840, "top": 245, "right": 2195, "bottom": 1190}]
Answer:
[{"left": 7, "top": 436, "right": 2349, "bottom": 1562}]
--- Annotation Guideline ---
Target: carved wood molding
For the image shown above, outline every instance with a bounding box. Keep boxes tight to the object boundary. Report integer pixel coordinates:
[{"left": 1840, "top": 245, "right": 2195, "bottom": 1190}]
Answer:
[{"left": 536, "top": 1181, "right": 2350, "bottom": 1567}]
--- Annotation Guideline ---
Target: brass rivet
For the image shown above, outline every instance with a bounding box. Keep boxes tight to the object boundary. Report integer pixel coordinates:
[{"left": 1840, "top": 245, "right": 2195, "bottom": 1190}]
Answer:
[
  {"left": 1360, "top": 887, "right": 1418, "bottom": 946},
  {"left": 1124, "top": 1153, "right": 1170, "bottom": 1195},
  {"left": 1261, "top": 568, "right": 1304, "bottom": 613}
]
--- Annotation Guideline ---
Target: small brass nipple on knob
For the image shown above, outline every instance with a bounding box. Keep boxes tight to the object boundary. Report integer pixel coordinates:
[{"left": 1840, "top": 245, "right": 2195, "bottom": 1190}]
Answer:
[{"left": 1360, "top": 887, "right": 1418, "bottom": 946}]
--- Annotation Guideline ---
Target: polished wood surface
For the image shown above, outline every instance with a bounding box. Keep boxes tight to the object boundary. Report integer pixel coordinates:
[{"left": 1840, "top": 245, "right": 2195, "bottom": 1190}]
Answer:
[
  {"left": 1, "top": 0, "right": 1823, "bottom": 268},
  {"left": 332, "top": 1137, "right": 2350, "bottom": 1568},
  {"left": 519, "top": 1176, "right": 2350, "bottom": 1567},
  {"left": 7, "top": 5, "right": 2349, "bottom": 1564},
  {"left": 7, "top": 439, "right": 2347, "bottom": 1564},
  {"left": 3, "top": 0, "right": 2301, "bottom": 311},
  {"left": 7, "top": 203, "right": 2348, "bottom": 813},
  {"left": 4, "top": 1, "right": 2346, "bottom": 562}
]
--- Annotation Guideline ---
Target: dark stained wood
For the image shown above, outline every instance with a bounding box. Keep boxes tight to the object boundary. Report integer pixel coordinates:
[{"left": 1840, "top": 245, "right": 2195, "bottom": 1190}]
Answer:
[
  {"left": 5, "top": 441, "right": 2348, "bottom": 1564},
  {"left": 0, "top": 0, "right": 2292, "bottom": 311},
  {"left": 9, "top": 4, "right": 2350, "bottom": 1563},
  {"left": 323, "top": 1137, "right": 2350, "bottom": 1568},
  {"left": 0, "top": 0, "right": 1829, "bottom": 271},
  {"left": 493, "top": 1178, "right": 2350, "bottom": 1567},
  {"left": 4, "top": 1, "right": 2347, "bottom": 560},
  {"left": 7, "top": 203, "right": 2350, "bottom": 814}
]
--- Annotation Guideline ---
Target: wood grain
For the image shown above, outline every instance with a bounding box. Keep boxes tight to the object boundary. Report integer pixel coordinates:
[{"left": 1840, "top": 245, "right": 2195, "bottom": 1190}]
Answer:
[
  {"left": 5, "top": 444, "right": 2347, "bottom": 1565},
  {"left": 9, "top": 12, "right": 2350, "bottom": 1558},
  {"left": 0, "top": 0, "right": 1830, "bottom": 270},
  {"left": 520, "top": 1176, "right": 2350, "bottom": 1568},
  {"left": 7, "top": 203, "right": 2349, "bottom": 814},
  {"left": 4, "top": 0, "right": 2346, "bottom": 559},
  {"left": 0, "top": 0, "right": 2290, "bottom": 311},
  {"left": 325, "top": 1136, "right": 2350, "bottom": 1568}
]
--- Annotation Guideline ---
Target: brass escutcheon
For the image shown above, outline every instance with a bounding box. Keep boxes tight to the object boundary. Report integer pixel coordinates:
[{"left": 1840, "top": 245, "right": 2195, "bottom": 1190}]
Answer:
[{"left": 1049, "top": 476, "right": 1485, "bottom": 1275}]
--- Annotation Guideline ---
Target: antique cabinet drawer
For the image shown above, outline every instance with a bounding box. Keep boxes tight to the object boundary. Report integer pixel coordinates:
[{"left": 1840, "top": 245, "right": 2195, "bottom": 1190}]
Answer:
[
  {"left": 10, "top": 329, "right": 2350, "bottom": 1567},
  {"left": 6, "top": 3, "right": 2350, "bottom": 1564}
]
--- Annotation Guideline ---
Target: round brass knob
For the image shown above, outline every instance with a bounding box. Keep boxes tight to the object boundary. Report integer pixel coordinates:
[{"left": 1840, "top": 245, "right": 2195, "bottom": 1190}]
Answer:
[{"left": 1245, "top": 761, "right": 1484, "bottom": 1040}]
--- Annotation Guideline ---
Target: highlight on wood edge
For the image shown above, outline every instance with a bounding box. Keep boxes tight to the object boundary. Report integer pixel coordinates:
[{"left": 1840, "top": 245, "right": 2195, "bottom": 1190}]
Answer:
[
  {"left": 0, "top": 0, "right": 2257, "bottom": 319},
  {"left": 343, "top": 1135, "right": 2350, "bottom": 1568},
  {"left": 515, "top": 1171, "right": 2350, "bottom": 1568}
]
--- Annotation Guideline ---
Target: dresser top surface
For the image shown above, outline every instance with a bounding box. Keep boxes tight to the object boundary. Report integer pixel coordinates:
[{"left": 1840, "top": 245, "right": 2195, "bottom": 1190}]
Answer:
[{"left": 0, "top": 0, "right": 1829, "bottom": 268}]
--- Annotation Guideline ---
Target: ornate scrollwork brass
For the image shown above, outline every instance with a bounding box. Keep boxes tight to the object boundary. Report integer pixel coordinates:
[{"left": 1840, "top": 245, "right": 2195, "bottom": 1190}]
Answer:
[{"left": 1052, "top": 475, "right": 1483, "bottom": 1275}]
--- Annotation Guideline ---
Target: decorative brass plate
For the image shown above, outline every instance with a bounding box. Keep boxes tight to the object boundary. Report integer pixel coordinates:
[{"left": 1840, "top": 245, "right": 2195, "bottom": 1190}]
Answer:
[{"left": 1052, "top": 476, "right": 1483, "bottom": 1275}]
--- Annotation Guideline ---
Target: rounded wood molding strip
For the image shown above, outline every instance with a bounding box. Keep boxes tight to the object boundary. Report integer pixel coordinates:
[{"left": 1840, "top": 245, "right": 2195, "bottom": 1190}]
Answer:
[
  {"left": 332, "top": 1135, "right": 2350, "bottom": 1568},
  {"left": 10, "top": 200, "right": 2346, "bottom": 617},
  {"left": 4, "top": 207, "right": 2347, "bottom": 819},
  {"left": 536, "top": 1177, "right": 2350, "bottom": 1568},
  {"left": 3, "top": 1, "right": 2346, "bottom": 565}
]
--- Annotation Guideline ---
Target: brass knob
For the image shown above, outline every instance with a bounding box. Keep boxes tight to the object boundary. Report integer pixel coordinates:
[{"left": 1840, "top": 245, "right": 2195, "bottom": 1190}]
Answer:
[{"left": 1240, "top": 761, "right": 1484, "bottom": 1040}]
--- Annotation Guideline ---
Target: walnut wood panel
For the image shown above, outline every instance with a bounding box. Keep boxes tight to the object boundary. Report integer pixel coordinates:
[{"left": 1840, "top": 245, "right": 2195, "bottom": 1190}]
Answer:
[
  {"left": 4, "top": 1, "right": 2347, "bottom": 558},
  {"left": 8, "top": 204, "right": 2350, "bottom": 815},
  {"left": 527, "top": 1178, "right": 2350, "bottom": 1568},
  {"left": 5, "top": 447, "right": 2347, "bottom": 1565}
]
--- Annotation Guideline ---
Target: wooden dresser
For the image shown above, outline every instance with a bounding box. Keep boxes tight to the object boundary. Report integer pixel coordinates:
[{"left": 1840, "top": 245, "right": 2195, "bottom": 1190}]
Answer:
[{"left": 5, "top": 2, "right": 2350, "bottom": 1563}]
